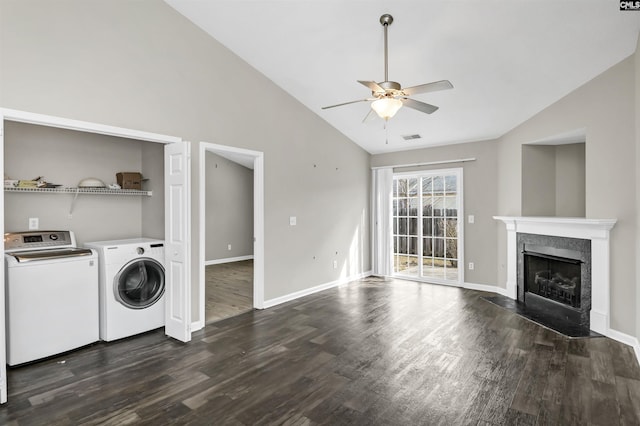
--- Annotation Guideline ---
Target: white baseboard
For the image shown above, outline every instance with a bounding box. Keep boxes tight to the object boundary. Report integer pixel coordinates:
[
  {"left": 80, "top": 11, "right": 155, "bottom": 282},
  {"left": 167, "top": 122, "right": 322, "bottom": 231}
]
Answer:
[
  {"left": 606, "top": 328, "right": 640, "bottom": 365},
  {"left": 205, "top": 255, "right": 254, "bottom": 266},
  {"left": 464, "top": 281, "right": 509, "bottom": 296},
  {"left": 262, "top": 270, "right": 372, "bottom": 309}
]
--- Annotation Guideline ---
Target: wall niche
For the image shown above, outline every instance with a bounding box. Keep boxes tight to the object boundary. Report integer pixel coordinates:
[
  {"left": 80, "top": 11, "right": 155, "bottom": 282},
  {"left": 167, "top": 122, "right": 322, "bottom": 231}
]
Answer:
[{"left": 521, "top": 142, "right": 586, "bottom": 217}]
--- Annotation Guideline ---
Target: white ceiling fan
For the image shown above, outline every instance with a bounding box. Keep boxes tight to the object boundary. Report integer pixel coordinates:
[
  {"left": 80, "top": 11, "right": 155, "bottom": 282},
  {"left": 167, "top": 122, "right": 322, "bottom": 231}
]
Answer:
[{"left": 322, "top": 14, "right": 453, "bottom": 121}]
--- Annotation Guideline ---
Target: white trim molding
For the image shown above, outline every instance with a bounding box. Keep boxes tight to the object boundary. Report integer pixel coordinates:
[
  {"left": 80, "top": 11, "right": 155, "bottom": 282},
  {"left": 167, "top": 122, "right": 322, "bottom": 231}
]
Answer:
[
  {"left": 263, "top": 271, "right": 372, "bottom": 309},
  {"left": 464, "top": 282, "right": 509, "bottom": 296},
  {"left": 493, "top": 216, "right": 616, "bottom": 336},
  {"left": 196, "top": 142, "right": 265, "bottom": 333},
  {"left": 205, "top": 255, "right": 254, "bottom": 266}
]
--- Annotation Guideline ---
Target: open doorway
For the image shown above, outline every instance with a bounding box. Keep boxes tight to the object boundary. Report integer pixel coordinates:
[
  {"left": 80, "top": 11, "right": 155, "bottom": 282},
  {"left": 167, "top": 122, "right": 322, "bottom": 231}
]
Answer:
[
  {"left": 204, "top": 151, "right": 253, "bottom": 323},
  {"left": 197, "top": 143, "right": 264, "bottom": 329}
]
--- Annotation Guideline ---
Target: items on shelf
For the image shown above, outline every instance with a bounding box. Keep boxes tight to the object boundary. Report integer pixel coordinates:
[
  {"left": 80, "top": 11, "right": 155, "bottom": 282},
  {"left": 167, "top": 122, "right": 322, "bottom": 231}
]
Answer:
[
  {"left": 116, "top": 172, "right": 143, "bottom": 190},
  {"left": 5, "top": 176, "right": 61, "bottom": 188}
]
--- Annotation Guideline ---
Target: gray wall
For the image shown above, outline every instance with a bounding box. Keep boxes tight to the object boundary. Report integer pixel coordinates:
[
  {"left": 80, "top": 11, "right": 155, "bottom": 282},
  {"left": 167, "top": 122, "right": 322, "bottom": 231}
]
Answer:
[
  {"left": 371, "top": 139, "right": 499, "bottom": 287},
  {"left": 521, "top": 145, "right": 557, "bottom": 216},
  {"left": 205, "top": 152, "right": 253, "bottom": 260},
  {"left": 4, "top": 121, "right": 164, "bottom": 245},
  {"left": 141, "top": 141, "right": 165, "bottom": 240},
  {"left": 0, "top": 1, "right": 371, "bottom": 322},
  {"left": 555, "top": 143, "right": 586, "bottom": 217},
  {"left": 521, "top": 143, "right": 585, "bottom": 217},
  {"left": 497, "top": 53, "right": 637, "bottom": 335}
]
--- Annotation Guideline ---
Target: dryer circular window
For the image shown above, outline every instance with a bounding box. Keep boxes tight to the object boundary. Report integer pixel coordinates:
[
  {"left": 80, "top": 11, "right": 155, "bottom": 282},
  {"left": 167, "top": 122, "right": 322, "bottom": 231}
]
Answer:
[{"left": 113, "top": 257, "right": 165, "bottom": 309}]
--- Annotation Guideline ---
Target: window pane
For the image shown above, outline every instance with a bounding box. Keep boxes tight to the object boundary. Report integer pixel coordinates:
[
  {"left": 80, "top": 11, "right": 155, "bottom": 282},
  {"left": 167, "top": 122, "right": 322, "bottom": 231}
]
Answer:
[
  {"left": 423, "top": 218, "right": 433, "bottom": 237},
  {"left": 446, "top": 238, "right": 457, "bottom": 259},
  {"left": 393, "top": 217, "right": 398, "bottom": 234},
  {"left": 423, "top": 238, "right": 432, "bottom": 256},
  {"left": 398, "top": 237, "right": 407, "bottom": 254},
  {"left": 409, "top": 237, "right": 418, "bottom": 255},
  {"left": 433, "top": 197, "right": 444, "bottom": 216},
  {"left": 445, "top": 175, "right": 457, "bottom": 193},
  {"left": 393, "top": 178, "right": 398, "bottom": 196},
  {"left": 409, "top": 198, "right": 419, "bottom": 216},
  {"left": 399, "top": 218, "right": 407, "bottom": 235},
  {"left": 445, "top": 219, "right": 458, "bottom": 238},
  {"left": 422, "top": 177, "right": 433, "bottom": 194},
  {"left": 408, "top": 178, "right": 418, "bottom": 196},
  {"left": 392, "top": 199, "right": 398, "bottom": 216},
  {"left": 409, "top": 218, "right": 418, "bottom": 236},
  {"left": 400, "top": 179, "right": 409, "bottom": 197},
  {"left": 434, "top": 218, "right": 445, "bottom": 237},
  {"left": 433, "top": 176, "right": 444, "bottom": 193},
  {"left": 445, "top": 195, "right": 457, "bottom": 217},
  {"left": 422, "top": 195, "right": 433, "bottom": 216},
  {"left": 433, "top": 238, "right": 445, "bottom": 257},
  {"left": 393, "top": 237, "right": 398, "bottom": 254},
  {"left": 398, "top": 199, "right": 407, "bottom": 216}
]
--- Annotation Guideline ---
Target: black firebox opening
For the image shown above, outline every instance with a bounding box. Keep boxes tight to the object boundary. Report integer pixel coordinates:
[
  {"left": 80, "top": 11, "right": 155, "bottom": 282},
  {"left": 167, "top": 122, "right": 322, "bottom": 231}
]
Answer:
[{"left": 523, "top": 251, "right": 582, "bottom": 309}]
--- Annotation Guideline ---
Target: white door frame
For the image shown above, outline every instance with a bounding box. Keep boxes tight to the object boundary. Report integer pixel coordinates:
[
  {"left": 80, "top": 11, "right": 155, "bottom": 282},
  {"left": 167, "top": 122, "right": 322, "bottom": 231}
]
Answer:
[{"left": 196, "top": 142, "right": 265, "bottom": 330}]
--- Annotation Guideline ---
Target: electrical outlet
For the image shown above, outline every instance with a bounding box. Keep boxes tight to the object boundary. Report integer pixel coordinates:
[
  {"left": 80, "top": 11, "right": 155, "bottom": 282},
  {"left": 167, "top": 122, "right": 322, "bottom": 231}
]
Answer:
[
  {"left": 333, "top": 260, "right": 338, "bottom": 269},
  {"left": 227, "top": 244, "right": 232, "bottom": 251},
  {"left": 468, "top": 262, "right": 475, "bottom": 270},
  {"left": 28, "top": 217, "right": 39, "bottom": 230}
]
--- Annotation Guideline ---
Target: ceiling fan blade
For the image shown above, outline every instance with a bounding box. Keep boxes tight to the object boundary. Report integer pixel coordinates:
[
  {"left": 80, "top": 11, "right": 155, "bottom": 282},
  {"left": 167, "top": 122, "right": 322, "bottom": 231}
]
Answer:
[
  {"left": 402, "top": 80, "right": 453, "bottom": 96},
  {"left": 358, "top": 80, "right": 385, "bottom": 93},
  {"left": 401, "top": 98, "right": 439, "bottom": 114},
  {"left": 322, "top": 98, "right": 372, "bottom": 109}
]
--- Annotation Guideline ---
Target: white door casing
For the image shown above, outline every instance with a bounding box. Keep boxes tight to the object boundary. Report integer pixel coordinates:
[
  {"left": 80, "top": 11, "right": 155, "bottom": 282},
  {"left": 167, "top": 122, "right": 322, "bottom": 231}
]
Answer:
[
  {"left": 164, "top": 141, "right": 192, "bottom": 342},
  {"left": 196, "top": 142, "right": 265, "bottom": 331},
  {"left": 0, "top": 118, "right": 7, "bottom": 404}
]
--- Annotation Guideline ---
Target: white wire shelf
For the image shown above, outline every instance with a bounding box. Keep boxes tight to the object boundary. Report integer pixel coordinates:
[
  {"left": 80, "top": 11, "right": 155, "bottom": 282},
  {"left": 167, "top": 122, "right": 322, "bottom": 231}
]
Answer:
[{"left": 5, "top": 186, "right": 152, "bottom": 196}]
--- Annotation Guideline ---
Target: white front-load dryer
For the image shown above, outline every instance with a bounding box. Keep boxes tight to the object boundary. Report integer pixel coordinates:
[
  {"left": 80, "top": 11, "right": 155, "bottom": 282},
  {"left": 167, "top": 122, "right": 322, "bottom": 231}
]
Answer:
[{"left": 84, "top": 238, "right": 165, "bottom": 341}]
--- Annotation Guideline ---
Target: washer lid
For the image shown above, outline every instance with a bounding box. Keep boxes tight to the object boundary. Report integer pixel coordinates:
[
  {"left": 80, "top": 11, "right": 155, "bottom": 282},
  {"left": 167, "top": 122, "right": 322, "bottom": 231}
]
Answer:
[{"left": 9, "top": 247, "right": 93, "bottom": 263}]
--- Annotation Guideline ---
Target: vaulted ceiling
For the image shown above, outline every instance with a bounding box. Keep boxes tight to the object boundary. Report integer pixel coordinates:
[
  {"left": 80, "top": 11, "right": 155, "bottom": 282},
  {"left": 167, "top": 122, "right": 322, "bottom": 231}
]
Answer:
[{"left": 165, "top": 1, "right": 640, "bottom": 154}]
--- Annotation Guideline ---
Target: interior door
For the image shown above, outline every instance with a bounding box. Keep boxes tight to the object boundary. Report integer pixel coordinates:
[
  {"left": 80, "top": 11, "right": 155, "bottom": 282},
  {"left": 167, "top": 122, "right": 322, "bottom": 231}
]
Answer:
[{"left": 164, "top": 141, "right": 192, "bottom": 342}]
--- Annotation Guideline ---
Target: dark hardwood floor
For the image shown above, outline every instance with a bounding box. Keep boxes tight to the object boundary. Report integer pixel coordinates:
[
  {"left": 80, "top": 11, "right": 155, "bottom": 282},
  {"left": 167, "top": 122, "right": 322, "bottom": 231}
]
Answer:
[
  {"left": 205, "top": 260, "right": 253, "bottom": 324},
  {"left": 1, "top": 276, "right": 639, "bottom": 425}
]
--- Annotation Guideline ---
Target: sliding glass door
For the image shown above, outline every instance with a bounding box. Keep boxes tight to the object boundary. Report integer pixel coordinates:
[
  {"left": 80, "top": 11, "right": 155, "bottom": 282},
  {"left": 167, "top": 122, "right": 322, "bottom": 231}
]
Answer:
[{"left": 392, "top": 169, "right": 463, "bottom": 285}]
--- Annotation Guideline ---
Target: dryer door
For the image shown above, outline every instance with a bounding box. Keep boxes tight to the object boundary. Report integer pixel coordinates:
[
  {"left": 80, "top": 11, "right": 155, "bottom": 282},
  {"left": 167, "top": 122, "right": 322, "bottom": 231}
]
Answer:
[{"left": 114, "top": 258, "right": 165, "bottom": 309}]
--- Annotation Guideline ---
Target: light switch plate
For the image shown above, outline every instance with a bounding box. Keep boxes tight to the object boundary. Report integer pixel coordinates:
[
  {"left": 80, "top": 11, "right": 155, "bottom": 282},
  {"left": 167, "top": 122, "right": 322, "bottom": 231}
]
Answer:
[{"left": 289, "top": 216, "right": 297, "bottom": 226}]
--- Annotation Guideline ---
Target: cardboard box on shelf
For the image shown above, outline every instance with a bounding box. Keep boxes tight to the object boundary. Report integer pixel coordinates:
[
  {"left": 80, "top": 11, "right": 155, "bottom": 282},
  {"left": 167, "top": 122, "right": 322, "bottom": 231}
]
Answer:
[{"left": 116, "top": 172, "right": 142, "bottom": 190}]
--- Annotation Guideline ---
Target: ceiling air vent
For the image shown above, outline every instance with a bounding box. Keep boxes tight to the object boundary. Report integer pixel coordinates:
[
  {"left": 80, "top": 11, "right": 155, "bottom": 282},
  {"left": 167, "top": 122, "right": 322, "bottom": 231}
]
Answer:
[{"left": 401, "top": 134, "right": 422, "bottom": 141}]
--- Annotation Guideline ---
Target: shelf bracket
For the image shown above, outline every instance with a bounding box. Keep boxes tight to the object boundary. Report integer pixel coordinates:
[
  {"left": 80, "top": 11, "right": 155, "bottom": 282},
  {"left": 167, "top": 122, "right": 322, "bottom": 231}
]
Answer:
[{"left": 69, "top": 189, "right": 81, "bottom": 215}]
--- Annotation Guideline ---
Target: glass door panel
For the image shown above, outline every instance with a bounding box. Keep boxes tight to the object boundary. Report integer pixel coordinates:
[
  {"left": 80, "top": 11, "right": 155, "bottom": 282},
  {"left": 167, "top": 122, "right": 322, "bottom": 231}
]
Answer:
[{"left": 392, "top": 169, "right": 462, "bottom": 285}]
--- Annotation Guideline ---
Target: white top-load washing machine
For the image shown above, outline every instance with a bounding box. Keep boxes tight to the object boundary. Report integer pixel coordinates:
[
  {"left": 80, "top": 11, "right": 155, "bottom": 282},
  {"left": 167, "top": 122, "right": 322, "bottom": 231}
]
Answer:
[
  {"left": 4, "top": 230, "right": 99, "bottom": 366},
  {"left": 84, "top": 238, "right": 165, "bottom": 341}
]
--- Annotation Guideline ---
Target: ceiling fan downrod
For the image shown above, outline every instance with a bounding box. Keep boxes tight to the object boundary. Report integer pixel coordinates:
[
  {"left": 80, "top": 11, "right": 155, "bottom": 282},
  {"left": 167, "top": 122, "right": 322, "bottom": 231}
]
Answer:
[{"left": 380, "top": 14, "right": 393, "bottom": 83}]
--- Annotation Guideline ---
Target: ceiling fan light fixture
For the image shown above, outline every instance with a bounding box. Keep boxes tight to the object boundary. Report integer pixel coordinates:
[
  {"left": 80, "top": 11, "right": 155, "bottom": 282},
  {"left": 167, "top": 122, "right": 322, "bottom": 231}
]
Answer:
[{"left": 371, "top": 98, "right": 402, "bottom": 119}]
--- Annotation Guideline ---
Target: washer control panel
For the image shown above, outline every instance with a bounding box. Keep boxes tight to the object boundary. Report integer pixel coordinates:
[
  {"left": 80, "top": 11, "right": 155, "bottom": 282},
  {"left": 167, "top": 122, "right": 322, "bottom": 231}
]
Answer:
[{"left": 4, "top": 231, "right": 76, "bottom": 252}]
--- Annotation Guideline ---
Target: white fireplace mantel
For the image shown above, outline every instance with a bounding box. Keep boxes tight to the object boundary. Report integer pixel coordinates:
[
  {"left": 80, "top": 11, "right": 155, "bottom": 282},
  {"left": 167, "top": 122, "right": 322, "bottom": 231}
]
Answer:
[{"left": 493, "top": 216, "right": 617, "bottom": 335}]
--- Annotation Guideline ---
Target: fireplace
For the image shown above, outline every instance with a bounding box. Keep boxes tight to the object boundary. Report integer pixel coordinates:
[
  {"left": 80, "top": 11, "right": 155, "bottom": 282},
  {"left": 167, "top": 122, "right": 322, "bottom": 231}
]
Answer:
[
  {"left": 517, "top": 233, "right": 591, "bottom": 328},
  {"left": 494, "top": 216, "right": 616, "bottom": 335}
]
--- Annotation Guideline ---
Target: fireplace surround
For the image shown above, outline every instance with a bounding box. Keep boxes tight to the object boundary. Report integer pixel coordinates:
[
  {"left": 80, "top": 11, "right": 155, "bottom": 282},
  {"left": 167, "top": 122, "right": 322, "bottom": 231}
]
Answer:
[{"left": 494, "top": 216, "right": 616, "bottom": 335}]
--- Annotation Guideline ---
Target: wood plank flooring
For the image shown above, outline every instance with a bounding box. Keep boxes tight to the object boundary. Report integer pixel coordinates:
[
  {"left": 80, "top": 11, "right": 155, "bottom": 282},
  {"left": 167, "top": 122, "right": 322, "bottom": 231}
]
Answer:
[
  {"left": 205, "top": 260, "right": 253, "bottom": 324},
  {"left": 1, "top": 276, "right": 639, "bottom": 425}
]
